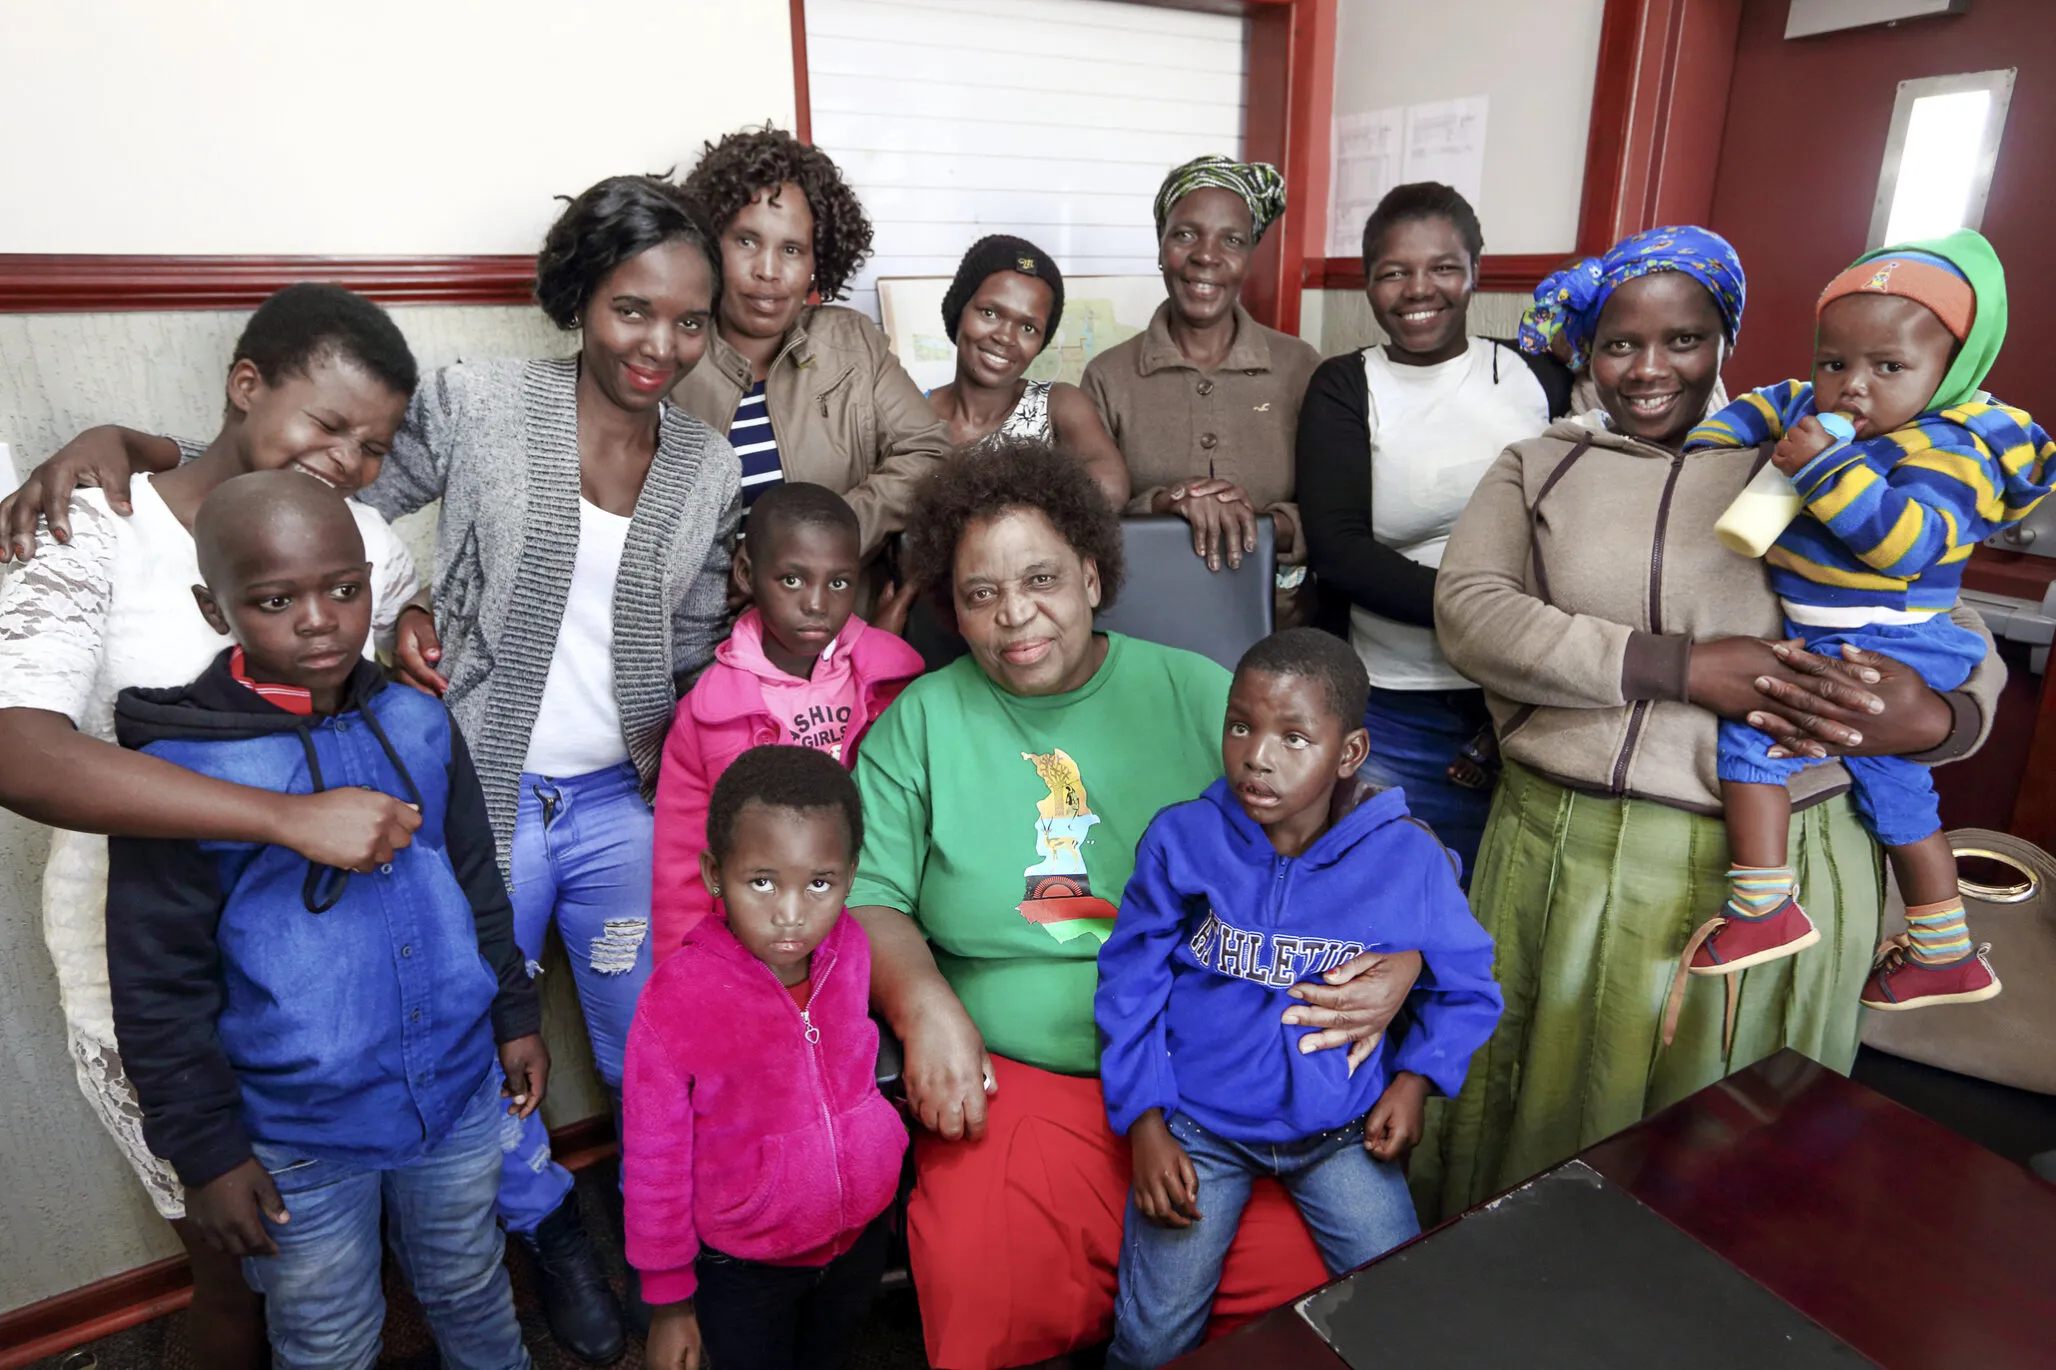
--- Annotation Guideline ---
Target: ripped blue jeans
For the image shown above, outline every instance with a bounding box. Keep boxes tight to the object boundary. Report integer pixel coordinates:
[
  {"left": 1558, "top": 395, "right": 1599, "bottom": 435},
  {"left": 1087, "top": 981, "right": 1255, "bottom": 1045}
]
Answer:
[{"left": 510, "top": 762, "right": 655, "bottom": 1093}]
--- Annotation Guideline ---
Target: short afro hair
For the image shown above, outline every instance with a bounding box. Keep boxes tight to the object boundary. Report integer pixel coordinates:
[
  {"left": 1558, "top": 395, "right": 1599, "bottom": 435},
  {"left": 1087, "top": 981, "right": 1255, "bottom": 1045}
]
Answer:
[
  {"left": 534, "top": 174, "right": 720, "bottom": 330},
  {"left": 705, "top": 744, "right": 865, "bottom": 865},
  {"left": 1233, "top": 628, "right": 1370, "bottom": 730},
  {"left": 681, "top": 125, "right": 874, "bottom": 301},
  {"left": 231, "top": 283, "right": 418, "bottom": 401},
  {"left": 745, "top": 481, "right": 860, "bottom": 552},
  {"left": 1361, "top": 181, "right": 1485, "bottom": 269},
  {"left": 903, "top": 436, "right": 1125, "bottom": 614}
]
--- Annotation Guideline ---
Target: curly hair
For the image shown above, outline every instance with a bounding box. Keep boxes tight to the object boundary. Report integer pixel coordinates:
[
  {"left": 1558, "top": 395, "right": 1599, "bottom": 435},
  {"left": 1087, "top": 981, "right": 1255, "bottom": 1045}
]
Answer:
[
  {"left": 534, "top": 174, "right": 720, "bottom": 330},
  {"left": 903, "top": 437, "right": 1125, "bottom": 613},
  {"left": 1361, "top": 181, "right": 1484, "bottom": 268},
  {"left": 680, "top": 125, "right": 874, "bottom": 301},
  {"left": 1234, "top": 628, "right": 1371, "bottom": 730},
  {"left": 706, "top": 744, "right": 864, "bottom": 864}
]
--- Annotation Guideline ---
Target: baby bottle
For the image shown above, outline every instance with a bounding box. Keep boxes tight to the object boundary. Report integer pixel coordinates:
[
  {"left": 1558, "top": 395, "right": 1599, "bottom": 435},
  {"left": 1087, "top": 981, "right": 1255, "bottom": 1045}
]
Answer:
[{"left": 1714, "top": 412, "right": 1855, "bottom": 558}]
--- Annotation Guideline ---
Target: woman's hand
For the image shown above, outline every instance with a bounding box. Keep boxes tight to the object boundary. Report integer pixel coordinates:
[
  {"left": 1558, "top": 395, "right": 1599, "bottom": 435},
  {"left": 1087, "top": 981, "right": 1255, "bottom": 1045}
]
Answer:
[
  {"left": 498, "top": 1034, "right": 550, "bottom": 1118},
  {"left": 1153, "top": 479, "right": 1258, "bottom": 571},
  {"left": 899, "top": 990, "right": 996, "bottom": 1142},
  {"left": 646, "top": 1301, "right": 704, "bottom": 1370},
  {"left": 1128, "top": 1109, "right": 1201, "bottom": 1228},
  {"left": 188, "top": 1157, "right": 289, "bottom": 1257},
  {"left": 393, "top": 605, "right": 449, "bottom": 696},
  {"left": 1284, "top": 949, "right": 1423, "bottom": 1069},
  {"left": 274, "top": 788, "right": 423, "bottom": 872},
  {"left": 1269, "top": 504, "right": 1305, "bottom": 567},
  {"left": 1, "top": 427, "right": 173, "bottom": 561},
  {"left": 1686, "top": 636, "right": 1881, "bottom": 751},
  {"left": 1750, "top": 640, "right": 1953, "bottom": 760},
  {"left": 871, "top": 577, "right": 919, "bottom": 639}
]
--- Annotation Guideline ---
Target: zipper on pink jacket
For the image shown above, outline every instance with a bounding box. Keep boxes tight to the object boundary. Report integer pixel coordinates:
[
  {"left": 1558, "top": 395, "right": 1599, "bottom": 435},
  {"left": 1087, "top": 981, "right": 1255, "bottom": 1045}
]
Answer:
[{"left": 766, "top": 946, "right": 850, "bottom": 1249}]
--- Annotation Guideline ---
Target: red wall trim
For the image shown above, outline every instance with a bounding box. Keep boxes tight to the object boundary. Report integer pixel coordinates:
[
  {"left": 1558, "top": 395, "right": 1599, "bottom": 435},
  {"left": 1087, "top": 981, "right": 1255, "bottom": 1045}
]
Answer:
[
  {"left": 0, "top": 255, "right": 536, "bottom": 313},
  {"left": 790, "top": 0, "right": 813, "bottom": 145},
  {"left": 0, "top": 1256, "right": 193, "bottom": 1370},
  {"left": 1305, "top": 252, "right": 1569, "bottom": 294},
  {"left": 0, "top": 1113, "right": 619, "bottom": 1368},
  {"left": 1577, "top": 0, "right": 1651, "bottom": 254}
]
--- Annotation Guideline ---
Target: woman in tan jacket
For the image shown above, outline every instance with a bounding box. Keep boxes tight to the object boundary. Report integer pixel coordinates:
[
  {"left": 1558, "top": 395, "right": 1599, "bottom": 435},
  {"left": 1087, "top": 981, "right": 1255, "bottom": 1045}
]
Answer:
[
  {"left": 674, "top": 127, "right": 949, "bottom": 561},
  {"left": 1418, "top": 227, "right": 2005, "bottom": 1220},
  {"left": 1082, "top": 155, "right": 1322, "bottom": 587}
]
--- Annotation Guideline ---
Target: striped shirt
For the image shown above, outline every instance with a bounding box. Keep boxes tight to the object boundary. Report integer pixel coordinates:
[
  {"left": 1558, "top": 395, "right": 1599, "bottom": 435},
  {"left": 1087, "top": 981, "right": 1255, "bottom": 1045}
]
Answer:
[
  {"left": 730, "top": 381, "right": 786, "bottom": 511},
  {"left": 1689, "top": 379, "right": 2053, "bottom": 617}
]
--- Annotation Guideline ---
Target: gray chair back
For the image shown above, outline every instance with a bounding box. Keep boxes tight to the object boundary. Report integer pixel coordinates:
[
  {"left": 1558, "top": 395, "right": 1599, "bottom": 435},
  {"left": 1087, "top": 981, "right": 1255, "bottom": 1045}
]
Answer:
[{"left": 1095, "top": 515, "right": 1276, "bottom": 670}]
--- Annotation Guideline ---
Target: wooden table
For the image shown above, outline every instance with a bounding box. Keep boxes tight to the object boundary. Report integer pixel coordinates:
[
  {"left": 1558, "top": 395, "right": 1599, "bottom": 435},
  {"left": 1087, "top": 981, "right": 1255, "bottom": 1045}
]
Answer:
[{"left": 1174, "top": 1050, "right": 2056, "bottom": 1368}]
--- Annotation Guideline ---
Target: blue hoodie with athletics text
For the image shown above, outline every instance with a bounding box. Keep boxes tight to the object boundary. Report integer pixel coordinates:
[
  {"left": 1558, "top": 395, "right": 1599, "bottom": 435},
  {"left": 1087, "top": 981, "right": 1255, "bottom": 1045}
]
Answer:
[{"left": 1096, "top": 777, "right": 1503, "bottom": 1144}]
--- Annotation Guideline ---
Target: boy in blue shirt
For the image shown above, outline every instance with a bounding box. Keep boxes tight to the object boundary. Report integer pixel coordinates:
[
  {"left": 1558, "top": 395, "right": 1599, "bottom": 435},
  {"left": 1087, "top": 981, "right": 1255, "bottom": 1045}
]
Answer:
[
  {"left": 1095, "top": 628, "right": 1503, "bottom": 1369},
  {"left": 106, "top": 471, "right": 537, "bottom": 1370}
]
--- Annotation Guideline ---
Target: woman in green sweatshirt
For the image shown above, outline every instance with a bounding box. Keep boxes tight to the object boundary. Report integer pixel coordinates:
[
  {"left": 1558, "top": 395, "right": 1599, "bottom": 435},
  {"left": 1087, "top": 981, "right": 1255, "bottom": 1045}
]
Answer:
[{"left": 847, "top": 440, "right": 1415, "bottom": 1369}]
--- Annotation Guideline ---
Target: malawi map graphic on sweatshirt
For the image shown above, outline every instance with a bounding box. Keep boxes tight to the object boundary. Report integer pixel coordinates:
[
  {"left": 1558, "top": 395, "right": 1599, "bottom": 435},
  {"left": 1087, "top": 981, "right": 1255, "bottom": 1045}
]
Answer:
[{"left": 1017, "top": 748, "right": 1120, "bottom": 946}]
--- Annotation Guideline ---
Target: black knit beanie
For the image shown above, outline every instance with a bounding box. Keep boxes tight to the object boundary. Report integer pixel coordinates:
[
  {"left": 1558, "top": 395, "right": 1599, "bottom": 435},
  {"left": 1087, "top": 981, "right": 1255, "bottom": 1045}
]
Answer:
[{"left": 941, "top": 235, "right": 1065, "bottom": 343}]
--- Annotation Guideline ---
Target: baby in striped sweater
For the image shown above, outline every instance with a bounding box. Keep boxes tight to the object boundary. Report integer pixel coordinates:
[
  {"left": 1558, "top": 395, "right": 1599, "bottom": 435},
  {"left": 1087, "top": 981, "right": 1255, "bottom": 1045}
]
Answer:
[{"left": 1681, "top": 228, "right": 2051, "bottom": 1014}]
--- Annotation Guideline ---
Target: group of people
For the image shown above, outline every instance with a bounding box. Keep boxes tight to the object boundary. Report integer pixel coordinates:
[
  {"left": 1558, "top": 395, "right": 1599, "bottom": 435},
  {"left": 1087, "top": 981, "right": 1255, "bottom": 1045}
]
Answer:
[{"left": 0, "top": 119, "right": 2045, "bottom": 1370}]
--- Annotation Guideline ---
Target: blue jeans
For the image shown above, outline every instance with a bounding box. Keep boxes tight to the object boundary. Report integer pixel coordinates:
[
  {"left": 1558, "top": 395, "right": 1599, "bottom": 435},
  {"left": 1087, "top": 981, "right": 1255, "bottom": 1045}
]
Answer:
[
  {"left": 245, "top": 1070, "right": 530, "bottom": 1370},
  {"left": 1359, "top": 687, "right": 1493, "bottom": 885},
  {"left": 509, "top": 762, "right": 655, "bottom": 1092},
  {"left": 1108, "top": 1113, "right": 1420, "bottom": 1369}
]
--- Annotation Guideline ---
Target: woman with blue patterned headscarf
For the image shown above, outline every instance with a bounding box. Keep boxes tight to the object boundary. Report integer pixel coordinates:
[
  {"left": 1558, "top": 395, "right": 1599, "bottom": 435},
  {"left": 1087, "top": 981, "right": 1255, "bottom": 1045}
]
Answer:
[
  {"left": 1410, "top": 225, "right": 2002, "bottom": 1223},
  {"left": 1082, "top": 155, "right": 1323, "bottom": 620},
  {"left": 1520, "top": 226, "right": 1745, "bottom": 413}
]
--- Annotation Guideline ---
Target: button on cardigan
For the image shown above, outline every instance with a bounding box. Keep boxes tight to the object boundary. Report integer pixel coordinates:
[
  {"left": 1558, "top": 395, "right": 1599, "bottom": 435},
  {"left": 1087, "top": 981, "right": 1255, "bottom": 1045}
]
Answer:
[{"left": 1080, "top": 301, "right": 1322, "bottom": 522}]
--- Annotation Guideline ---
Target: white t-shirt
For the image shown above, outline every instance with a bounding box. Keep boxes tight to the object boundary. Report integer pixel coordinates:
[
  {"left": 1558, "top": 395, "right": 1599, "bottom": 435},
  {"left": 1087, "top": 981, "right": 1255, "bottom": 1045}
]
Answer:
[
  {"left": 0, "top": 473, "right": 416, "bottom": 1044},
  {"left": 522, "top": 497, "right": 633, "bottom": 777},
  {"left": 1352, "top": 338, "right": 1552, "bottom": 690}
]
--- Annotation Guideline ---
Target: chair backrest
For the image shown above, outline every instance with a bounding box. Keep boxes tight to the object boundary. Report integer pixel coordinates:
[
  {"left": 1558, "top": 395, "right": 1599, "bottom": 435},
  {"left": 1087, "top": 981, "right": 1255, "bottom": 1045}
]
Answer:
[{"left": 1094, "top": 516, "right": 1275, "bottom": 671}]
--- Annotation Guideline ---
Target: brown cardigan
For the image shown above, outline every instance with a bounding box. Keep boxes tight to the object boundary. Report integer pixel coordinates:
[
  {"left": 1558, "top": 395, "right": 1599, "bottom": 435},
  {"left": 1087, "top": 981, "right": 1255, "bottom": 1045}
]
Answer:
[
  {"left": 1433, "top": 416, "right": 2002, "bottom": 815},
  {"left": 1081, "top": 301, "right": 1322, "bottom": 526}
]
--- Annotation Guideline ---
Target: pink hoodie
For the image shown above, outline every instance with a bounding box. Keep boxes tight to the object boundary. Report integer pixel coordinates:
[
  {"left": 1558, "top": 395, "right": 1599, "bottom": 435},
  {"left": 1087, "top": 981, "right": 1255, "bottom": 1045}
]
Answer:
[
  {"left": 652, "top": 609, "right": 922, "bottom": 962},
  {"left": 622, "top": 910, "right": 907, "bottom": 1304}
]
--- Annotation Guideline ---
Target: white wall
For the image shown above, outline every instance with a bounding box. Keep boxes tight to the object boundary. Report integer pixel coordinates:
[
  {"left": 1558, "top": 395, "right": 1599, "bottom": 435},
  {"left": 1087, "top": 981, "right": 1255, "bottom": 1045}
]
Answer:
[
  {"left": 806, "top": 0, "right": 1247, "bottom": 322},
  {"left": 1330, "top": 0, "right": 1605, "bottom": 255},
  {"left": 1, "top": 0, "right": 797, "bottom": 253}
]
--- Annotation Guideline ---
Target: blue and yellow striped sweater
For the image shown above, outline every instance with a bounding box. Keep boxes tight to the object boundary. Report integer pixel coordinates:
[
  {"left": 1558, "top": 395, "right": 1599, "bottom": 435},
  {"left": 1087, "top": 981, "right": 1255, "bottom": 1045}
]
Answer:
[{"left": 1689, "top": 380, "right": 2053, "bottom": 614}]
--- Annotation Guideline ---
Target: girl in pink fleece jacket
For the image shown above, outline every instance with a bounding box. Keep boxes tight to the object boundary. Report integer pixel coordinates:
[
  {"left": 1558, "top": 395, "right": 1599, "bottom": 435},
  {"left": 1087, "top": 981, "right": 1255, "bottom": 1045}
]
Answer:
[
  {"left": 653, "top": 483, "right": 921, "bottom": 960},
  {"left": 627, "top": 745, "right": 908, "bottom": 1370}
]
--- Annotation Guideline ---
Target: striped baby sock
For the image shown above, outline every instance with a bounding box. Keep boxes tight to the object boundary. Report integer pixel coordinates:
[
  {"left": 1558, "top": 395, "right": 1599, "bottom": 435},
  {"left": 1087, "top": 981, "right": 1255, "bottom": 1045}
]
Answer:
[
  {"left": 1725, "top": 866, "right": 1794, "bottom": 920},
  {"left": 1903, "top": 898, "right": 1974, "bottom": 965}
]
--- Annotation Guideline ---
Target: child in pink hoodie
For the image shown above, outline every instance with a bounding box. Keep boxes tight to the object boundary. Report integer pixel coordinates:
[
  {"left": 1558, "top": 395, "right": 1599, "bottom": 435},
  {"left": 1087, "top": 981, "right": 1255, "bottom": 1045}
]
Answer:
[
  {"left": 627, "top": 745, "right": 908, "bottom": 1370},
  {"left": 652, "top": 483, "right": 922, "bottom": 960}
]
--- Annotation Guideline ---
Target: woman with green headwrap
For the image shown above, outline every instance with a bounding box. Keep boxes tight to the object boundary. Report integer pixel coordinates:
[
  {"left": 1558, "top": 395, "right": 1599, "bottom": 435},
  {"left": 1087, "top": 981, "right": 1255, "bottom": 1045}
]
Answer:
[{"left": 1081, "top": 155, "right": 1322, "bottom": 601}]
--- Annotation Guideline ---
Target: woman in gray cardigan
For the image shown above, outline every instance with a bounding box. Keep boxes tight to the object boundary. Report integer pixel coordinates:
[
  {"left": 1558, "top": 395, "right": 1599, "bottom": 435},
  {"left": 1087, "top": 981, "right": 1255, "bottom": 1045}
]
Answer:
[{"left": 11, "top": 176, "right": 738, "bottom": 1362}]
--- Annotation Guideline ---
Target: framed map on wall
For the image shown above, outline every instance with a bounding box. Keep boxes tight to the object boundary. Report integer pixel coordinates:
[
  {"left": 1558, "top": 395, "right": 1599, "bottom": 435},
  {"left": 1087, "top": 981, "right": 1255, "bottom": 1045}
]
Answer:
[{"left": 877, "top": 274, "right": 1170, "bottom": 395}]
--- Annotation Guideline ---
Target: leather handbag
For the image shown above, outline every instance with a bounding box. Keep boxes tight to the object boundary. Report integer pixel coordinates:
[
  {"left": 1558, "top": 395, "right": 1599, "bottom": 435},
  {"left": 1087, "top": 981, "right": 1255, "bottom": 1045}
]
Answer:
[{"left": 1862, "top": 829, "right": 2056, "bottom": 1095}]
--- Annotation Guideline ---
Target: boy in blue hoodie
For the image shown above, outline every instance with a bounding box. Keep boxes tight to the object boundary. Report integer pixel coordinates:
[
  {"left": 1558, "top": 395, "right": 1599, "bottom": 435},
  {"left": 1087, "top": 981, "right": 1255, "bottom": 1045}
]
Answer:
[
  {"left": 1095, "top": 628, "right": 1503, "bottom": 1369},
  {"left": 105, "top": 471, "right": 536, "bottom": 1370}
]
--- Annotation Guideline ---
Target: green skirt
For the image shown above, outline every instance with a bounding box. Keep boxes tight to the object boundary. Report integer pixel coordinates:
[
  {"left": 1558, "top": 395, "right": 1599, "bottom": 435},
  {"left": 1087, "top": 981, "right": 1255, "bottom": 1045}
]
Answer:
[{"left": 1413, "top": 760, "right": 1884, "bottom": 1223}]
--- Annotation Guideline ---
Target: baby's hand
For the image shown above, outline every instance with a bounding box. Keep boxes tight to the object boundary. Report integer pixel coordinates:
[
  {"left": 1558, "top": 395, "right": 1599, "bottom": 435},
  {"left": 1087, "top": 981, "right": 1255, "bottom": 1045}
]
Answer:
[
  {"left": 1129, "top": 1109, "right": 1202, "bottom": 1228},
  {"left": 1771, "top": 414, "right": 1839, "bottom": 475},
  {"left": 1364, "top": 1071, "right": 1430, "bottom": 1163}
]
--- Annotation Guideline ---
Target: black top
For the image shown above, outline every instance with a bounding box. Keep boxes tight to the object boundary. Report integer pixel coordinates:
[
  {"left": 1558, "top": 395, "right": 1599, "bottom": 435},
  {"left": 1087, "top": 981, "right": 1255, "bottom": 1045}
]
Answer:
[{"left": 1295, "top": 341, "right": 1574, "bottom": 628}]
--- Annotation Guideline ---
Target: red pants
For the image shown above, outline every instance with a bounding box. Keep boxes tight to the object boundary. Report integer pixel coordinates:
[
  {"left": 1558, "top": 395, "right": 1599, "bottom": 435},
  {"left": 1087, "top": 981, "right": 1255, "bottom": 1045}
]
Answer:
[{"left": 907, "top": 1055, "right": 1328, "bottom": 1369}]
